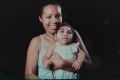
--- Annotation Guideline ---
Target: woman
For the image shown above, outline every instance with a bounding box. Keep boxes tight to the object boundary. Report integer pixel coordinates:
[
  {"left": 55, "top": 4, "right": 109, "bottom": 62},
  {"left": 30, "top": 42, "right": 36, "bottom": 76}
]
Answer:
[{"left": 25, "top": 0, "right": 92, "bottom": 79}]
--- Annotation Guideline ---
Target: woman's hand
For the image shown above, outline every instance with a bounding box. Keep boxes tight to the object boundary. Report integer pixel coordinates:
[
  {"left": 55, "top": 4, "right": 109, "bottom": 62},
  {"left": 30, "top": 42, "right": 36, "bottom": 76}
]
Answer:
[
  {"left": 44, "top": 59, "right": 53, "bottom": 68},
  {"left": 50, "top": 53, "right": 64, "bottom": 69}
]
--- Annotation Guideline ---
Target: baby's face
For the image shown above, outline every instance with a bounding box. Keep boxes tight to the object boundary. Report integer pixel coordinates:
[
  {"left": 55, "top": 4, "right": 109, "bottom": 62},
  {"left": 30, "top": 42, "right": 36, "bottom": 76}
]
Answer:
[{"left": 56, "top": 26, "right": 73, "bottom": 45}]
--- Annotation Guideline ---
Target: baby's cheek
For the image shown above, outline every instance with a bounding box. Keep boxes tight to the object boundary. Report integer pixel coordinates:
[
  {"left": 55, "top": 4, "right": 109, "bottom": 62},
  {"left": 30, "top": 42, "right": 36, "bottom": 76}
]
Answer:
[
  {"left": 57, "top": 33, "right": 62, "bottom": 40},
  {"left": 68, "top": 34, "right": 73, "bottom": 40}
]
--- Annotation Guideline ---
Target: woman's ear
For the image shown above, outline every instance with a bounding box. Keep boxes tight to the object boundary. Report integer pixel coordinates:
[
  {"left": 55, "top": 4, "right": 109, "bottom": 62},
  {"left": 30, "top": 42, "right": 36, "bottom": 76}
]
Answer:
[{"left": 39, "top": 16, "right": 42, "bottom": 22}]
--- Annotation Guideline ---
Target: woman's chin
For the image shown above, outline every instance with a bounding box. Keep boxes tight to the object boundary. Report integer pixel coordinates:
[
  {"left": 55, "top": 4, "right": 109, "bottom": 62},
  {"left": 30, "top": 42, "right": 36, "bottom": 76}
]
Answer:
[{"left": 50, "top": 30, "right": 56, "bottom": 34}]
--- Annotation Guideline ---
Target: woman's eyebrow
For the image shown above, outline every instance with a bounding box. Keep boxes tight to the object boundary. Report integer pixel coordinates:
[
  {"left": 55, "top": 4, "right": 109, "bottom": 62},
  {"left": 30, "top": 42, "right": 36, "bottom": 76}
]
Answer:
[
  {"left": 44, "top": 14, "right": 51, "bottom": 16},
  {"left": 56, "top": 13, "right": 62, "bottom": 16}
]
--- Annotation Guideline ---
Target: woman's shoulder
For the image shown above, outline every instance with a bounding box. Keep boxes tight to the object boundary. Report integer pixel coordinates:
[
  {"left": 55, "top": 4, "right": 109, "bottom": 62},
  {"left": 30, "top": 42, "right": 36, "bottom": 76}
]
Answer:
[
  {"left": 29, "top": 35, "right": 43, "bottom": 49},
  {"left": 31, "top": 35, "right": 41, "bottom": 43}
]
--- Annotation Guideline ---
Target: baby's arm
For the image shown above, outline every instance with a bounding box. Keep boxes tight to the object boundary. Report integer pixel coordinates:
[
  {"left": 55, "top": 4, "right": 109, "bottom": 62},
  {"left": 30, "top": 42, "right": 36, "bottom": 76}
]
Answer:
[
  {"left": 72, "top": 49, "right": 85, "bottom": 70},
  {"left": 51, "top": 53, "right": 75, "bottom": 71},
  {"left": 42, "top": 46, "right": 55, "bottom": 68}
]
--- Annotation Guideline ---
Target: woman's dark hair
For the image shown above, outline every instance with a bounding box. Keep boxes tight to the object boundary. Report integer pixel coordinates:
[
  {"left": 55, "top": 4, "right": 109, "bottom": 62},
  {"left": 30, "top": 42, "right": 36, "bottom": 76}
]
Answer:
[
  {"left": 39, "top": 0, "right": 62, "bottom": 17},
  {"left": 57, "top": 22, "right": 77, "bottom": 42}
]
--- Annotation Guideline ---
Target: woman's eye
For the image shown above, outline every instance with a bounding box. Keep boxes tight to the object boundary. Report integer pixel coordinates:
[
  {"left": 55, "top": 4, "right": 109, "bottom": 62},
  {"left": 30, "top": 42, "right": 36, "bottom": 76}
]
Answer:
[
  {"left": 56, "top": 14, "right": 62, "bottom": 19},
  {"left": 46, "top": 16, "right": 51, "bottom": 19}
]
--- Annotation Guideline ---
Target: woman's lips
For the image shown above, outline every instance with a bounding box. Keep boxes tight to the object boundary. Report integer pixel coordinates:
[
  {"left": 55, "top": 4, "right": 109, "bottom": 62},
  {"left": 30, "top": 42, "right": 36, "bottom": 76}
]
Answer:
[{"left": 50, "top": 25, "right": 57, "bottom": 29}]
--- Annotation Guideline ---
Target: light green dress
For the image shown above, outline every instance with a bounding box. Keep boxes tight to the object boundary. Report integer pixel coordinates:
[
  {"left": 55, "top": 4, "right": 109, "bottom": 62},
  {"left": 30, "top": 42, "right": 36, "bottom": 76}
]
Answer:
[
  {"left": 53, "top": 42, "right": 79, "bottom": 79},
  {"left": 38, "top": 35, "right": 54, "bottom": 79}
]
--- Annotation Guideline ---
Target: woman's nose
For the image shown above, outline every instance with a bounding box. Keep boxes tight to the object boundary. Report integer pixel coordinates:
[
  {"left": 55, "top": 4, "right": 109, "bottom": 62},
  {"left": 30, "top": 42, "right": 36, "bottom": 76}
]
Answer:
[{"left": 51, "top": 17, "right": 58, "bottom": 23}]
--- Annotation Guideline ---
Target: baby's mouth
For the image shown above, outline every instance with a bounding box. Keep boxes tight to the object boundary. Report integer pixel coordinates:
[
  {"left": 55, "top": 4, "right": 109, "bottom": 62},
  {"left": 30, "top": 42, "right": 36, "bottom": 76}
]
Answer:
[{"left": 62, "top": 37, "right": 68, "bottom": 40}]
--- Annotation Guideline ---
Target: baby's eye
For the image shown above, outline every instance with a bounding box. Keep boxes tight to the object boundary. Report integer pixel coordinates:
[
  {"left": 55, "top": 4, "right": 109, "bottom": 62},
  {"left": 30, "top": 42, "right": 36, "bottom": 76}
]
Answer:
[
  {"left": 68, "top": 31, "right": 72, "bottom": 34},
  {"left": 60, "top": 30, "right": 64, "bottom": 33}
]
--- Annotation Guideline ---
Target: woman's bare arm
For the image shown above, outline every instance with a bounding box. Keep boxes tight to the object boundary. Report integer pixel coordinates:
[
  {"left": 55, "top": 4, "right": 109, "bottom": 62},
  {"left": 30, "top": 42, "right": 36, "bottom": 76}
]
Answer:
[
  {"left": 25, "top": 36, "right": 40, "bottom": 79},
  {"left": 77, "top": 49, "right": 85, "bottom": 65},
  {"left": 74, "top": 30, "right": 92, "bottom": 69},
  {"left": 42, "top": 46, "right": 54, "bottom": 68}
]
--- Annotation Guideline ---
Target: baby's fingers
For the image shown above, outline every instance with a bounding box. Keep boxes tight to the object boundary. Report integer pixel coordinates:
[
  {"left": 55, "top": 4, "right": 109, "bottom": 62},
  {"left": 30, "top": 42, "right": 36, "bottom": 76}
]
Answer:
[
  {"left": 72, "top": 62, "right": 76, "bottom": 68},
  {"left": 75, "top": 66, "right": 80, "bottom": 71},
  {"left": 72, "top": 63, "right": 77, "bottom": 69},
  {"left": 74, "top": 64, "right": 80, "bottom": 71}
]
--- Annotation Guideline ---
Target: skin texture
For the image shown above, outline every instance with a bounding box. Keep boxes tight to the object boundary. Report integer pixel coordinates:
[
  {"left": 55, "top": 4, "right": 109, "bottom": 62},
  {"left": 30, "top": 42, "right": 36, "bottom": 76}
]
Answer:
[
  {"left": 39, "top": 5, "right": 62, "bottom": 34},
  {"left": 25, "top": 4, "right": 62, "bottom": 79},
  {"left": 43, "top": 26, "right": 85, "bottom": 72},
  {"left": 56, "top": 26, "right": 73, "bottom": 45},
  {"left": 25, "top": 4, "right": 92, "bottom": 79}
]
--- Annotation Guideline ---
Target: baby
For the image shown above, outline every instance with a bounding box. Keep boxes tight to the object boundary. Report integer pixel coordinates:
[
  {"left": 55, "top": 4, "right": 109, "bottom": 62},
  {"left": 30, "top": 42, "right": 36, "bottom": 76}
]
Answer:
[{"left": 43, "top": 23, "right": 85, "bottom": 79}]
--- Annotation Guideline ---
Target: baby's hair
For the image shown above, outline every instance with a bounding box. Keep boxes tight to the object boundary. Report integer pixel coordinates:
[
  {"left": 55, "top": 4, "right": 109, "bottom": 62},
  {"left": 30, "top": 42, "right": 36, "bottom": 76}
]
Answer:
[
  {"left": 39, "top": 0, "right": 62, "bottom": 17},
  {"left": 57, "top": 22, "right": 74, "bottom": 33}
]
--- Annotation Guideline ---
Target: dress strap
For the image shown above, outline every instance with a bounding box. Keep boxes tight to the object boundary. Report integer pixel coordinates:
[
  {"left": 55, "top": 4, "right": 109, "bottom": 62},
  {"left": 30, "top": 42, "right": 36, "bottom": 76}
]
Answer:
[
  {"left": 40, "top": 35, "right": 44, "bottom": 49},
  {"left": 40, "top": 35, "right": 49, "bottom": 48}
]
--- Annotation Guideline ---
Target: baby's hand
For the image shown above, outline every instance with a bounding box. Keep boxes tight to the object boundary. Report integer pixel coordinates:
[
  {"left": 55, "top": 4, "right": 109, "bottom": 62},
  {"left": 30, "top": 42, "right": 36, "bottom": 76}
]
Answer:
[
  {"left": 44, "top": 59, "right": 52, "bottom": 68},
  {"left": 72, "top": 61, "right": 81, "bottom": 71}
]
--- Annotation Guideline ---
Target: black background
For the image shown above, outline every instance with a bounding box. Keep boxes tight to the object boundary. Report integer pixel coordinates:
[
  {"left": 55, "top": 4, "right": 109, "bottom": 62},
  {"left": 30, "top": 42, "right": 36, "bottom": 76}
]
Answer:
[{"left": 0, "top": 0, "right": 120, "bottom": 79}]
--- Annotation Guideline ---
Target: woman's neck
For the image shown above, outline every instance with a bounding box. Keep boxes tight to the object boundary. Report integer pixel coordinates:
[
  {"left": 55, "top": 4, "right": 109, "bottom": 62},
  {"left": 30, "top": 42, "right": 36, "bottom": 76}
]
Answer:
[
  {"left": 45, "top": 32, "right": 56, "bottom": 41},
  {"left": 56, "top": 41, "right": 72, "bottom": 46}
]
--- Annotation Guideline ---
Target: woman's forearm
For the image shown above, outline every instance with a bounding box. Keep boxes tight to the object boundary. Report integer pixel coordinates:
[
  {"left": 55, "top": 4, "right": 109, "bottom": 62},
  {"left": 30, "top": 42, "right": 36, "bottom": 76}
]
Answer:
[
  {"left": 51, "top": 53, "right": 79, "bottom": 72},
  {"left": 25, "top": 73, "right": 38, "bottom": 80},
  {"left": 62, "top": 60, "right": 74, "bottom": 68},
  {"left": 62, "top": 60, "right": 76, "bottom": 72},
  {"left": 74, "top": 30, "right": 92, "bottom": 67},
  {"left": 53, "top": 59, "right": 75, "bottom": 72}
]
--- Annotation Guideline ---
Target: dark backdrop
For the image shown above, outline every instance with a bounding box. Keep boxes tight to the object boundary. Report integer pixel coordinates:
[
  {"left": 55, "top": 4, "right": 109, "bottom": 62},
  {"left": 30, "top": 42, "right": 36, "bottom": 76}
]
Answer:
[{"left": 0, "top": 0, "right": 120, "bottom": 79}]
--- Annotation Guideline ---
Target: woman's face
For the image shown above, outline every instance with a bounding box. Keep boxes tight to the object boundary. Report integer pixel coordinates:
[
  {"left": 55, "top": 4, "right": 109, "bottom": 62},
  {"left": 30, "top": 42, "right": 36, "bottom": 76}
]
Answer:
[
  {"left": 57, "top": 26, "right": 73, "bottom": 45},
  {"left": 39, "top": 5, "right": 62, "bottom": 34}
]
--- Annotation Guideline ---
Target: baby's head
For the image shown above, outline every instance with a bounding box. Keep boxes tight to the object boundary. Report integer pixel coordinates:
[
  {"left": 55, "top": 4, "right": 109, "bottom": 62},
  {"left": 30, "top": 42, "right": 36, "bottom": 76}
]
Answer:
[{"left": 56, "top": 23, "right": 75, "bottom": 45}]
